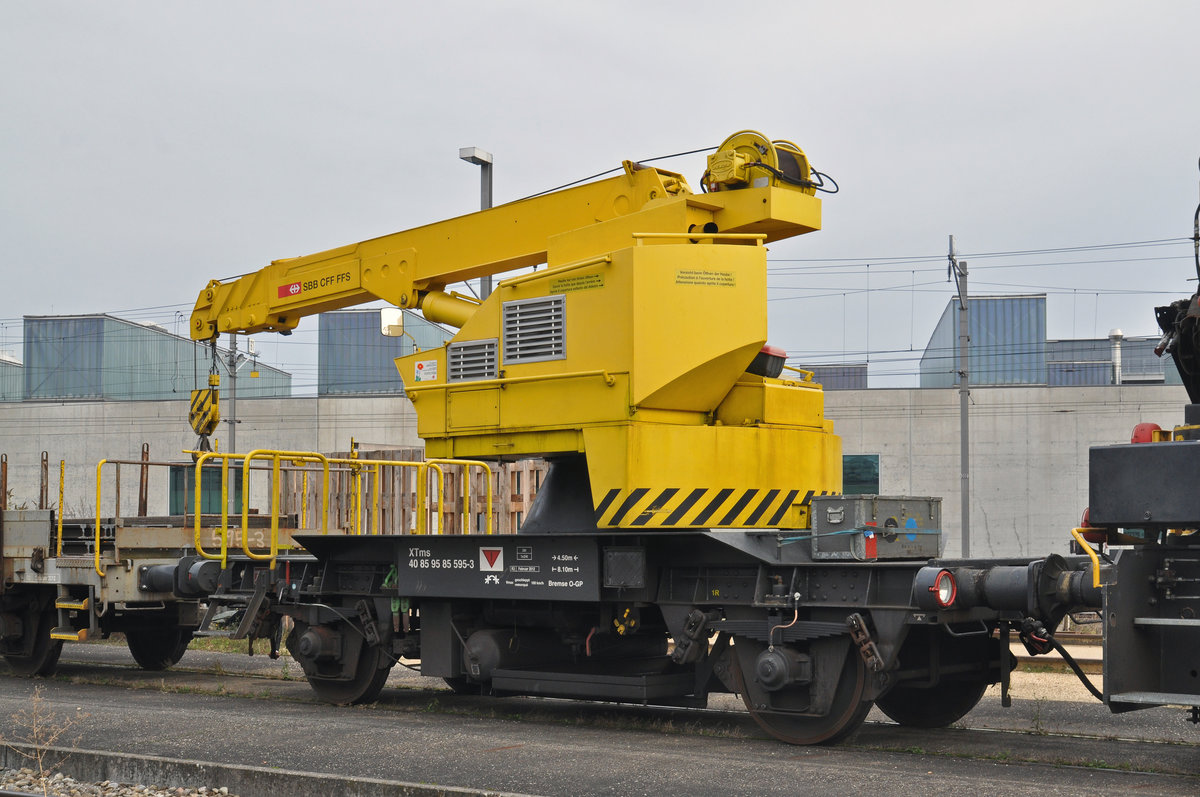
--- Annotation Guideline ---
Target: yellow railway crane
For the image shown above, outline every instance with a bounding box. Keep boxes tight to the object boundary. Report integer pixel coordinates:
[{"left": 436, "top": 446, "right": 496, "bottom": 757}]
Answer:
[{"left": 191, "top": 131, "right": 841, "bottom": 532}]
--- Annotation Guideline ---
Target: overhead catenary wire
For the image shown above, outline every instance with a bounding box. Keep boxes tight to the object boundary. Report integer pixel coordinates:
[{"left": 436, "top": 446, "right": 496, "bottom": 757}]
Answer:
[{"left": 517, "top": 145, "right": 718, "bottom": 201}]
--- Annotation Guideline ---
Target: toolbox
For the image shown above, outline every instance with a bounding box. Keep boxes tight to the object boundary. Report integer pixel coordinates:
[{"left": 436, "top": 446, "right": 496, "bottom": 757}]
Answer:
[{"left": 810, "top": 495, "right": 943, "bottom": 560}]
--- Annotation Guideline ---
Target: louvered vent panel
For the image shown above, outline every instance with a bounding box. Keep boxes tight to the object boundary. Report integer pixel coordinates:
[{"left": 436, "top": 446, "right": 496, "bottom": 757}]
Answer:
[
  {"left": 448, "top": 339, "right": 498, "bottom": 381},
  {"left": 503, "top": 295, "right": 566, "bottom": 363}
]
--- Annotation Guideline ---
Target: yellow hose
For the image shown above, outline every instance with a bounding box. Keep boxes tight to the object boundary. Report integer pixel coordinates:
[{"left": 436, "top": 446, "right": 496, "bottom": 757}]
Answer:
[{"left": 1070, "top": 528, "right": 1103, "bottom": 589}]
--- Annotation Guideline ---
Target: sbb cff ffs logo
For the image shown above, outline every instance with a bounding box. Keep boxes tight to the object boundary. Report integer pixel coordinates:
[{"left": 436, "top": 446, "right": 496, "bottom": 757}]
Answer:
[{"left": 277, "top": 271, "right": 353, "bottom": 299}]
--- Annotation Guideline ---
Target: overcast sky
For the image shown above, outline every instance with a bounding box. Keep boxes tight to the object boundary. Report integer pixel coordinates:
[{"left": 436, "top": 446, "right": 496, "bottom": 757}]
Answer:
[{"left": 2, "top": 1, "right": 1198, "bottom": 389}]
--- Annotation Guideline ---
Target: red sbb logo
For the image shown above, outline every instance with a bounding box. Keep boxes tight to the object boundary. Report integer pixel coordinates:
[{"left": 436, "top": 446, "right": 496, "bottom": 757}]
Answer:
[{"left": 278, "top": 282, "right": 302, "bottom": 298}]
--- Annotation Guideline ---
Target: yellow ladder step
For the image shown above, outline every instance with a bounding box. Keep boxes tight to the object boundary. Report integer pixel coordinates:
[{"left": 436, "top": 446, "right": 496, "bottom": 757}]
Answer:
[
  {"left": 50, "top": 627, "right": 88, "bottom": 642},
  {"left": 55, "top": 597, "right": 89, "bottom": 611}
]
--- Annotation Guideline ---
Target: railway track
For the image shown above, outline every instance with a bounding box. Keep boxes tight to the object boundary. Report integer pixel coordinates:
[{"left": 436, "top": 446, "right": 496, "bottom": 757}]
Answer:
[
  {"left": 36, "top": 639, "right": 1200, "bottom": 747},
  {"left": 1, "top": 641, "right": 1197, "bottom": 796}
]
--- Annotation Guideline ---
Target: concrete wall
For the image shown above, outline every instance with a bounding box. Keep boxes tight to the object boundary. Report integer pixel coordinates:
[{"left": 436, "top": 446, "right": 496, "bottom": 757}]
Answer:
[
  {"left": 826, "top": 383, "right": 1189, "bottom": 558},
  {"left": 1, "top": 384, "right": 1190, "bottom": 559},
  {"left": 0, "top": 396, "right": 418, "bottom": 517}
]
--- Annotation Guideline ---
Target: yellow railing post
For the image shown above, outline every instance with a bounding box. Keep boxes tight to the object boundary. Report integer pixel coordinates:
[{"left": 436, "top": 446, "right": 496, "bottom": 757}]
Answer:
[
  {"left": 193, "top": 452, "right": 228, "bottom": 567},
  {"left": 57, "top": 460, "right": 65, "bottom": 555},
  {"left": 372, "top": 463, "right": 382, "bottom": 535},
  {"left": 355, "top": 461, "right": 364, "bottom": 534},
  {"left": 238, "top": 449, "right": 331, "bottom": 565},
  {"left": 93, "top": 460, "right": 107, "bottom": 576},
  {"left": 301, "top": 468, "right": 309, "bottom": 528},
  {"left": 415, "top": 463, "right": 427, "bottom": 535},
  {"left": 428, "top": 463, "right": 445, "bottom": 534}
]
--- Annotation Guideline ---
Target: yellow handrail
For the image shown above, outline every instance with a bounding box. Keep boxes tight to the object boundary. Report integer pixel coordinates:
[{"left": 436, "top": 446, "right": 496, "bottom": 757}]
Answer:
[
  {"left": 427, "top": 458, "right": 494, "bottom": 535},
  {"left": 94, "top": 455, "right": 222, "bottom": 577},
  {"left": 780, "top": 364, "right": 816, "bottom": 382},
  {"left": 404, "top": 368, "right": 620, "bottom": 394},
  {"left": 324, "top": 456, "right": 432, "bottom": 533},
  {"left": 499, "top": 255, "right": 612, "bottom": 289},
  {"left": 1070, "top": 528, "right": 1104, "bottom": 589},
  {"left": 631, "top": 231, "right": 766, "bottom": 244},
  {"left": 240, "top": 450, "right": 332, "bottom": 566},
  {"left": 193, "top": 449, "right": 331, "bottom": 568},
  {"left": 193, "top": 451, "right": 230, "bottom": 566},
  {"left": 185, "top": 450, "right": 495, "bottom": 567}
]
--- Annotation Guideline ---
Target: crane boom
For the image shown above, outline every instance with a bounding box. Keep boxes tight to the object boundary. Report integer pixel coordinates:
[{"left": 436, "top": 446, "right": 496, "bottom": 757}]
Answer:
[
  {"left": 189, "top": 131, "right": 839, "bottom": 530},
  {"left": 190, "top": 132, "right": 821, "bottom": 340}
]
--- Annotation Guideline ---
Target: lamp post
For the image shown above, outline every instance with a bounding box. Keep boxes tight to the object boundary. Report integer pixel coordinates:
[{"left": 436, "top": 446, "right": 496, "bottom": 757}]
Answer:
[{"left": 459, "top": 146, "right": 494, "bottom": 297}]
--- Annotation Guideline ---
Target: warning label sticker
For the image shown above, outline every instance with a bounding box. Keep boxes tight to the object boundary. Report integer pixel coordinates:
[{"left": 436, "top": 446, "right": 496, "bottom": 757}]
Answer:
[
  {"left": 414, "top": 360, "right": 438, "bottom": 383},
  {"left": 549, "top": 273, "right": 604, "bottom": 294},
  {"left": 674, "top": 269, "right": 736, "bottom": 287},
  {"left": 480, "top": 547, "right": 504, "bottom": 572}
]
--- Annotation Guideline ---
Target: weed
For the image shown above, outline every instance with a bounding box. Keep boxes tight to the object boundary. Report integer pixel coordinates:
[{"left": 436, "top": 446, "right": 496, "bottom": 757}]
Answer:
[
  {"left": 1030, "top": 696, "right": 1047, "bottom": 735},
  {"left": 1, "top": 685, "right": 87, "bottom": 796}
]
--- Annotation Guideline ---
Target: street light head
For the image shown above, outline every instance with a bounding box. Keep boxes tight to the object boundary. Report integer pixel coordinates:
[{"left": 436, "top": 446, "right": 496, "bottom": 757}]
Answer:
[{"left": 459, "top": 146, "right": 493, "bottom": 166}]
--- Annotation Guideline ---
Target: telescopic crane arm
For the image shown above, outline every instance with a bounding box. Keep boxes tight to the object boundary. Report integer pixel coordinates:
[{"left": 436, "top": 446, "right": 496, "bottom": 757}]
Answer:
[{"left": 189, "top": 132, "right": 822, "bottom": 341}]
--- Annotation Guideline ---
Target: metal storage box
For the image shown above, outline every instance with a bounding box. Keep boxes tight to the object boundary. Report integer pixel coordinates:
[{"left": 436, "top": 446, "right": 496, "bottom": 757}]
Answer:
[{"left": 810, "top": 495, "right": 943, "bottom": 561}]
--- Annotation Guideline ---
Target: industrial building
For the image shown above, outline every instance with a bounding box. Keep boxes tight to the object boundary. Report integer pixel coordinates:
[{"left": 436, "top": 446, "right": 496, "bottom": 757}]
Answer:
[
  {"left": 919, "top": 294, "right": 1179, "bottom": 388},
  {"left": 12, "top": 314, "right": 290, "bottom": 401},
  {"left": 0, "top": 352, "right": 20, "bottom": 402},
  {"left": 318, "top": 309, "right": 452, "bottom": 395},
  {"left": 798, "top": 363, "right": 868, "bottom": 391}
]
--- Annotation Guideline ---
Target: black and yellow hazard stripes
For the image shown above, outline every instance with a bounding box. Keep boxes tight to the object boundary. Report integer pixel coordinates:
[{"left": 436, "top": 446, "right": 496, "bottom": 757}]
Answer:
[
  {"left": 189, "top": 388, "right": 220, "bottom": 436},
  {"left": 593, "top": 486, "right": 828, "bottom": 529}
]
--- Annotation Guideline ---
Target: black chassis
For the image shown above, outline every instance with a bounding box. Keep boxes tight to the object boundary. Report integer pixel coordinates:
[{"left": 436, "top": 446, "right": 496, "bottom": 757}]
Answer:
[{"left": 265, "top": 529, "right": 1017, "bottom": 708}]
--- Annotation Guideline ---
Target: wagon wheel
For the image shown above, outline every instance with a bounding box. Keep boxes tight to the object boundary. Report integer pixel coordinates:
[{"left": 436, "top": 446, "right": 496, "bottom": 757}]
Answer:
[
  {"left": 126, "top": 628, "right": 194, "bottom": 671},
  {"left": 304, "top": 636, "right": 393, "bottom": 706},
  {"left": 731, "top": 636, "right": 872, "bottom": 745},
  {"left": 875, "top": 679, "right": 989, "bottom": 728},
  {"left": 3, "top": 607, "right": 63, "bottom": 677}
]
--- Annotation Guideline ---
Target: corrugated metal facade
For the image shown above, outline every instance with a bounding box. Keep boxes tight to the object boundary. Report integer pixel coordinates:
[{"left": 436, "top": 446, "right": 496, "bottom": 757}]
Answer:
[
  {"left": 1046, "top": 336, "right": 1172, "bottom": 386},
  {"left": 318, "top": 310, "right": 452, "bottom": 395},
  {"left": 1119, "top": 336, "right": 1171, "bottom": 383},
  {"left": 1047, "top": 361, "right": 1112, "bottom": 387},
  {"left": 0, "top": 357, "right": 21, "bottom": 402},
  {"left": 22, "top": 315, "right": 290, "bottom": 401},
  {"left": 800, "top": 363, "right": 868, "bottom": 391},
  {"left": 920, "top": 295, "right": 1046, "bottom": 388}
]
